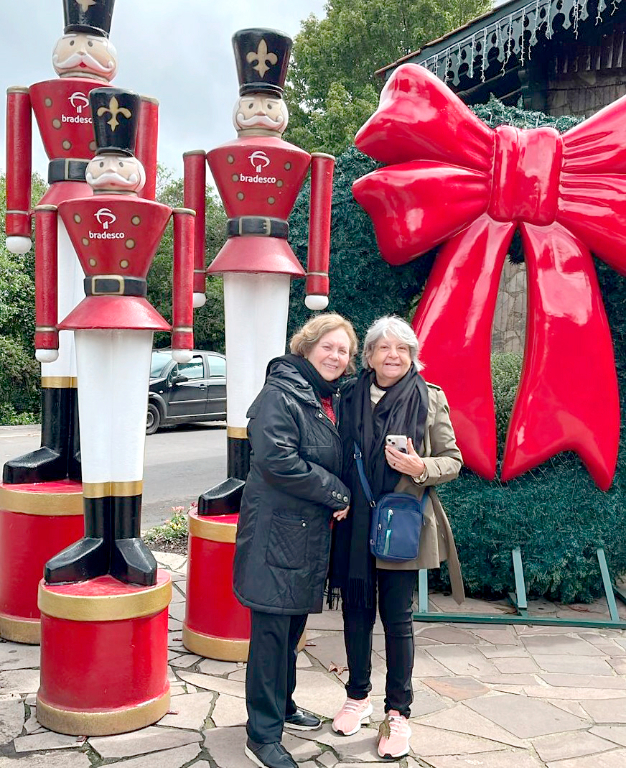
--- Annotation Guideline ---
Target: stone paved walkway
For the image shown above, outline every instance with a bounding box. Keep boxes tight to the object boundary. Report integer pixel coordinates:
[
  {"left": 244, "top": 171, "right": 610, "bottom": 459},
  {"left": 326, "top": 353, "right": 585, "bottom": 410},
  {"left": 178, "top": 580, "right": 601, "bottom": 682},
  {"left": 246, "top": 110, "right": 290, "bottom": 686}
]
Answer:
[{"left": 2, "top": 552, "right": 626, "bottom": 767}]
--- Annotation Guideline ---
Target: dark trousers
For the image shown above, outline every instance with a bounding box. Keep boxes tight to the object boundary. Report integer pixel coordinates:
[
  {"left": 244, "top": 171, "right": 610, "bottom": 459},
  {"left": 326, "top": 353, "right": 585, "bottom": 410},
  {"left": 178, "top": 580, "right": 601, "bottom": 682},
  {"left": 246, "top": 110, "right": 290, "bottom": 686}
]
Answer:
[
  {"left": 342, "top": 569, "right": 416, "bottom": 718},
  {"left": 246, "top": 610, "right": 308, "bottom": 743}
]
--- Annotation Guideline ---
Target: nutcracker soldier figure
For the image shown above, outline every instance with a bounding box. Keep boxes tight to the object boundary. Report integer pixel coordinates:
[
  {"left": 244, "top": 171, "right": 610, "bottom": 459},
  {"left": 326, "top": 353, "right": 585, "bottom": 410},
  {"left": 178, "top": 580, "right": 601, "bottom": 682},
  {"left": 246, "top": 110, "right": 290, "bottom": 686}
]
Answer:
[
  {"left": 34, "top": 87, "right": 194, "bottom": 586},
  {"left": 184, "top": 28, "right": 335, "bottom": 510},
  {"left": 4, "top": 0, "right": 158, "bottom": 485}
]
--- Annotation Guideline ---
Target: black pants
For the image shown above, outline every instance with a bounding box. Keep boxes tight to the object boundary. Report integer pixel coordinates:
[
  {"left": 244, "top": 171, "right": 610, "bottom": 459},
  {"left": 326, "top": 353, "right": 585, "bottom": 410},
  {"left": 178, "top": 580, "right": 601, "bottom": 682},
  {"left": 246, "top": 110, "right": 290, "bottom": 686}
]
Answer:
[
  {"left": 246, "top": 610, "right": 308, "bottom": 743},
  {"left": 342, "top": 569, "right": 416, "bottom": 718}
]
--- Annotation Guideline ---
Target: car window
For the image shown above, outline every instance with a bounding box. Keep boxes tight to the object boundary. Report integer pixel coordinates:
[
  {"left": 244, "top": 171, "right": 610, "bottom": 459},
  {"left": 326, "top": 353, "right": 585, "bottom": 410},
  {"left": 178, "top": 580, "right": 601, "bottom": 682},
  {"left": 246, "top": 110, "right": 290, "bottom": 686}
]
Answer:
[
  {"left": 177, "top": 357, "right": 205, "bottom": 380},
  {"left": 208, "top": 356, "right": 226, "bottom": 378},
  {"left": 151, "top": 351, "right": 172, "bottom": 377}
]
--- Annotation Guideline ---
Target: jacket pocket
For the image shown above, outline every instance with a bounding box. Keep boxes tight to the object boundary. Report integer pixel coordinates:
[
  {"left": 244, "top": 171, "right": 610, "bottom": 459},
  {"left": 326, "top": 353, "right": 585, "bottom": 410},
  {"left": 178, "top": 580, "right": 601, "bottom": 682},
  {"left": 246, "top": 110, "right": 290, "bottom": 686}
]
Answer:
[{"left": 266, "top": 513, "right": 309, "bottom": 570}]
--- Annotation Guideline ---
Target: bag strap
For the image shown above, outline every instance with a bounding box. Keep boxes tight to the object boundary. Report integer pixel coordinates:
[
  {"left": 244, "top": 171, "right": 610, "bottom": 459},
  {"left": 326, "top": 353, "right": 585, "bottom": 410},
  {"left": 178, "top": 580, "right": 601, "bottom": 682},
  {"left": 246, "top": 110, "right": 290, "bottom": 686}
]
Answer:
[
  {"left": 353, "top": 441, "right": 376, "bottom": 508},
  {"left": 354, "top": 440, "right": 430, "bottom": 508}
]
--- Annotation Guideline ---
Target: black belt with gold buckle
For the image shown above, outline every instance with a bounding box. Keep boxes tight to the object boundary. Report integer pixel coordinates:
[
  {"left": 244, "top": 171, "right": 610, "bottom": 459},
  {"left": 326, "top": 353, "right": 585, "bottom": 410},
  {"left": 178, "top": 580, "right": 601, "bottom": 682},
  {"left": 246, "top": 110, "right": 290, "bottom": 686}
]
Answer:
[
  {"left": 227, "top": 216, "right": 289, "bottom": 239},
  {"left": 48, "top": 159, "right": 89, "bottom": 184},
  {"left": 84, "top": 276, "right": 147, "bottom": 297}
]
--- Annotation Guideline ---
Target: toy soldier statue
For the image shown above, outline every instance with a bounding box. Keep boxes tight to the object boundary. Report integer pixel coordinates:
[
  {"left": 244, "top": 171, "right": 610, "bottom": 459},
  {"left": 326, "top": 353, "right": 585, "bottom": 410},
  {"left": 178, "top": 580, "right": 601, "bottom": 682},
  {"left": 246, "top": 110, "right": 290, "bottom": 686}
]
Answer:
[
  {"left": 184, "top": 28, "right": 335, "bottom": 510},
  {"left": 4, "top": 0, "right": 158, "bottom": 485},
  {"left": 34, "top": 88, "right": 194, "bottom": 586}
]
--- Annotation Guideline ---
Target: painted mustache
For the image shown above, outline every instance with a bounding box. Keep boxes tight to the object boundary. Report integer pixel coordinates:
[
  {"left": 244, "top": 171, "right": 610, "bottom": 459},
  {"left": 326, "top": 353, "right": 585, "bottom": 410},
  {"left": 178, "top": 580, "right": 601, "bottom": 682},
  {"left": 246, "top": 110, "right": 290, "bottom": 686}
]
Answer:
[
  {"left": 54, "top": 51, "right": 114, "bottom": 75},
  {"left": 86, "top": 170, "right": 139, "bottom": 187},
  {"left": 237, "top": 113, "right": 284, "bottom": 129}
]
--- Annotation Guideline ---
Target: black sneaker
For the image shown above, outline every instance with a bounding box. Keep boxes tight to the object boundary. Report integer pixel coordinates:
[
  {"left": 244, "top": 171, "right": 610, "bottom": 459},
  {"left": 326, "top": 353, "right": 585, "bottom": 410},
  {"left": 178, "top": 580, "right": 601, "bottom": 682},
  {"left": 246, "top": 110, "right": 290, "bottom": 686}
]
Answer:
[
  {"left": 245, "top": 740, "right": 297, "bottom": 768},
  {"left": 284, "top": 708, "right": 322, "bottom": 731}
]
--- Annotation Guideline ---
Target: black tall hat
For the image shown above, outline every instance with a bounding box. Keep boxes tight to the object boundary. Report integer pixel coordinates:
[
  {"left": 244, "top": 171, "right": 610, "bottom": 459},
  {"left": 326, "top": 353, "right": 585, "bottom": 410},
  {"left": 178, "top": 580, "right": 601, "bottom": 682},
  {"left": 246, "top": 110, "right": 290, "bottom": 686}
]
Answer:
[
  {"left": 90, "top": 88, "right": 139, "bottom": 156},
  {"left": 63, "top": 0, "right": 115, "bottom": 37},
  {"left": 232, "top": 28, "right": 292, "bottom": 97}
]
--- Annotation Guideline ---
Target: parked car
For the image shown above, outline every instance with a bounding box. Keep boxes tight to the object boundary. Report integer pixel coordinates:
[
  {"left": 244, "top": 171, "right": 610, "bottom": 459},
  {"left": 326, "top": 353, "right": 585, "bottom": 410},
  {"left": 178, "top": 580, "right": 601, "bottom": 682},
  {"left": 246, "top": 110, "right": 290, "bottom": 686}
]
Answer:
[{"left": 147, "top": 349, "right": 227, "bottom": 434}]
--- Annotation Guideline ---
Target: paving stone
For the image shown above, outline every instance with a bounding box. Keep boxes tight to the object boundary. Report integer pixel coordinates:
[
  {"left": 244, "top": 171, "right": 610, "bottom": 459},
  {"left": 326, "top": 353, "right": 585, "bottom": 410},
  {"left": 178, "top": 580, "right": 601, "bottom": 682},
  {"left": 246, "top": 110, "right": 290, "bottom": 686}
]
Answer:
[
  {"left": 539, "top": 673, "right": 626, "bottom": 689},
  {"left": 545, "top": 700, "right": 589, "bottom": 718},
  {"left": 466, "top": 693, "right": 589, "bottom": 739},
  {"left": 296, "top": 652, "right": 312, "bottom": 668},
  {"left": 211, "top": 693, "right": 248, "bottom": 727},
  {"left": 292, "top": 670, "right": 346, "bottom": 719},
  {"left": 282, "top": 732, "right": 323, "bottom": 762},
  {"left": 228, "top": 668, "right": 247, "bottom": 682},
  {"left": 169, "top": 601, "right": 186, "bottom": 622},
  {"left": 477, "top": 674, "right": 538, "bottom": 686},
  {"left": 409, "top": 723, "right": 506, "bottom": 756},
  {"left": 470, "top": 627, "right": 520, "bottom": 645},
  {"left": 0, "top": 698, "right": 24, "bottom": 745},
  {"left": 310, "top": 723, "right": 381, "bottom": 761},
  {"left": 169, "top": 618, "right": 183, "bottom": 631},
  {"left": 317, "top": 750, "right": 338, "bottom": 767},
  {"left": 579, "top": 635, "right": 626, "bottom": 656},
  {"left": 334, "top": 764, "right": 399, "bottom": 768},
  {"left": 170, "top": 587, "right": 185, "bottom": 604},
  {"left": 521, "top": 635, "right": 603, "bottom": 657},
  {"left": 409, "top": 688, "right": 448, "bottom": 717},
  {"left": 518, "top": 685, "right": 626, "bottom": 700},
  {"left": 545, "top": 750, "right": 626, "bottom": 768},
  {"left": 416, "top": 703, "right": 527, "bottom": 748},
  {"left": 89, "top": 726, "right": 201, "bottom": 758},
  {"left": 305, "top": 611, "right": 345, "bottom": 632},
  {"left": 0, "top": 754, "right": 91, "bottom": 768},
  {"left": 425, "top": 646, "right": 499, "bottom": 676},
  {"left": 170, "top": 653, "right": 202, "bottom": 669},
  {"left": 177, "top": 671, "right": 246, "bottom": 698},
  {"left": 414, "top": 648, "right": 452, "bottom": 677},
  {"left": 532, "top": 730, "right": 615, "bottom": 761},
  {"left": 170, "top": 684, "right": 186, "bottom": 696},
  {"left": 533, "top": 655, "right": 614, "bottom": 675},
  {"left": 608, "top": 658, "right": 626, "bottom": 674},
  {"left": 197, "top": 658, "right": 239, "bottom": 676},
  {"left": 0, "top": 668, "right": 39, "bottom": 694},
  {"left": 422, "top": 753, "right": 542, "bottom": 767},
  {"left": 591, "top": 725, "right": 626, "bottom": 746},
  {"left": 155, "top": 552, "right": 187, "bottom": 571},
  {"left": 416, "top": 627, "right": 481, "bottom": 645},
  {"left": 24, "top": 709, "right": 45, "bottom": 734},
  {"left": 203, "top": 725, "right": 251, "bottom": 768},
  {"left": 423, "top": 677, "right": 490, "bottom": 701},
  {"left": 580, "top": 698, "right": 626, "bottom": 723},
  {"left": 492, "top": 658, "right": 538, "bottom": 674},
  {"left": 0, "top": 644, "right": 41, "bottom": 670},
  {"left": 14, "top": 731, "right": 83, "bottom": 752},
  {"left": 160, "top": 691, "right": 215, "bottom": 730},
  {"left": 104, "top": 743, "right": 203, "bottom": 768},
  {"left": 304, "top": 634, "right": 347, "bottom": 671},
  {"left": 479, "top": 645, "right": 528, "bottom": 659}
]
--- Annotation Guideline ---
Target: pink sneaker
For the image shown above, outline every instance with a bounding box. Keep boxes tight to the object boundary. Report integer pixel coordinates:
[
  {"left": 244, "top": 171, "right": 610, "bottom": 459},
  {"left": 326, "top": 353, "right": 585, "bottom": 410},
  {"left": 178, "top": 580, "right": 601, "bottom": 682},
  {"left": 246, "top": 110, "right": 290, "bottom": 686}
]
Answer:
[
  {"left": 377, "top": 710, "right": 411, "bottom": 759},
  {"left": 332, "top": 696, "right": 373, "bottom": 735}
]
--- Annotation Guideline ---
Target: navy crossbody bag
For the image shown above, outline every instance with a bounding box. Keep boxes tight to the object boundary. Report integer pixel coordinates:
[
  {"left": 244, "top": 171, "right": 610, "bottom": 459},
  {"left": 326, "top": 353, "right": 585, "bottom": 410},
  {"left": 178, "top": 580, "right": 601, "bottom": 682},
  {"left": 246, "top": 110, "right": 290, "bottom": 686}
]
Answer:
[{"left": 354, "top": 442, "right": 428, "bottom": 563}]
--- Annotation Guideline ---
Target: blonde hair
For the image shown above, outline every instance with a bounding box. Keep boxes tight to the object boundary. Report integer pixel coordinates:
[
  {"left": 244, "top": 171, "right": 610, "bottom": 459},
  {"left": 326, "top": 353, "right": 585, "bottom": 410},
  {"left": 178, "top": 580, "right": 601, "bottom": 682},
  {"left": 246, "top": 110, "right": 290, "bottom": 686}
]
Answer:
[{"left": 290, "top": 313, "right": 358, "bottom": 374}]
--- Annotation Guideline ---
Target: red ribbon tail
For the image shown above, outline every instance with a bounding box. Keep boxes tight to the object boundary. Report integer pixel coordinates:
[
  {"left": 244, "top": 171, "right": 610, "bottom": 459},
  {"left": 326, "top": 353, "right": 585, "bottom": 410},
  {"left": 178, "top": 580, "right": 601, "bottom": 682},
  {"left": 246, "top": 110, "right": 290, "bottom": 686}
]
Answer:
[
  {"left": 414, "top": 215, "right": 515, "bottom": 479},
  {"left": 502, "top": 223, "right": 619, "bottom": 490}
]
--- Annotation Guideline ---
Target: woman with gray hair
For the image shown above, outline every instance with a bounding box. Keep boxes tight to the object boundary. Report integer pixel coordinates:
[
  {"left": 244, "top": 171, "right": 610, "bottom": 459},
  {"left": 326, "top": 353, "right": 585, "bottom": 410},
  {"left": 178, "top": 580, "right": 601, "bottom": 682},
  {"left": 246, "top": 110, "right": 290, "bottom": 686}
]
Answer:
[{"left": 329, "top": 315, "right": 463, "bottom": 759}]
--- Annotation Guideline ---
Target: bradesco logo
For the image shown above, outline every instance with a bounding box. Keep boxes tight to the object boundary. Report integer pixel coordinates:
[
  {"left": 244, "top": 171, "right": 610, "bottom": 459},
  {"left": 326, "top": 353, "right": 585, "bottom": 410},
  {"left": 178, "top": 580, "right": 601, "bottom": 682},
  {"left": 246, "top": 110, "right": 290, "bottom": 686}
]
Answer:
[
  {"left": 239, "top": 151, "right": 276, "bottom": 184},
  {"left": 63, "top": 92, "right": 93, "bottom": 124},
  {"left": 89, "top": 208, "right": 125, "bottom": 239}
]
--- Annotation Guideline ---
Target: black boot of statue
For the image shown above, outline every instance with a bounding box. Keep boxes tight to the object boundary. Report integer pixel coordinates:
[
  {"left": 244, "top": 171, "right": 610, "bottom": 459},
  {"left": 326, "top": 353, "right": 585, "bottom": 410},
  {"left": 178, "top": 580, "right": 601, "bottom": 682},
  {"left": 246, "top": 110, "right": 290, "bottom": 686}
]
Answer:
[
  {"left": 67, "top": 388, "right": 82, "bottom": 483},
  {"left": 197, "top": 433, "right": 247, "bottom": 514},
  {"left": 3, "top": 387, "right": 72, "bottom": 484},
  {"left": 44, "top": 497, "right": 112, "bottom": 584},
  {"left": 110, "top": 495, "right": 157, "bottom": 587}
]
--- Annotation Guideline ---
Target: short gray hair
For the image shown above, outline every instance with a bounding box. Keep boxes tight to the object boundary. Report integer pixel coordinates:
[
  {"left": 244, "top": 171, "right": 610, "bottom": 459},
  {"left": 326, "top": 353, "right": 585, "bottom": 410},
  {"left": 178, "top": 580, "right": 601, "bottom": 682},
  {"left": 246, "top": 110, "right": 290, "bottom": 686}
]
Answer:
[{"left": 362, "top": 316, "right": 424, "bottom": 372}]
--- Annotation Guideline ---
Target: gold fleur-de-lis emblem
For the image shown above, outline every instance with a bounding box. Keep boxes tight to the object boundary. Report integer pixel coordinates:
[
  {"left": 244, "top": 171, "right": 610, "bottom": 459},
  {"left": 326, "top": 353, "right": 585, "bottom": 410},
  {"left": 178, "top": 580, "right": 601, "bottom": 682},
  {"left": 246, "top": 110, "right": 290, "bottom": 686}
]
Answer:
[
  {"left": 246, "top": 39, "right": 278, "bottom": 78},
  {"left": 75, "top": 0, "right": 97, "bottom": 11},
  {"left": 97, "top": 96, "right": 132, "bottom": 132}
]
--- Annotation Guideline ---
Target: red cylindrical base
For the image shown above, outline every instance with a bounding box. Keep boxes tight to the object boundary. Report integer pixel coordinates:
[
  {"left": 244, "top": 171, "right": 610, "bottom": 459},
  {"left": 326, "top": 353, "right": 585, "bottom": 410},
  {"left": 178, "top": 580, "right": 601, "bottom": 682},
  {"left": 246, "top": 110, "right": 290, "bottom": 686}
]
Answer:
[
  {"left": 184, "top": 512, "right": 251, "bottom": 661},
  {"left": 0, "top": 481, "right": 83, "bottom": 644},
  {"left": 37, "top": 571, "right": 171, "bottom": 735}
]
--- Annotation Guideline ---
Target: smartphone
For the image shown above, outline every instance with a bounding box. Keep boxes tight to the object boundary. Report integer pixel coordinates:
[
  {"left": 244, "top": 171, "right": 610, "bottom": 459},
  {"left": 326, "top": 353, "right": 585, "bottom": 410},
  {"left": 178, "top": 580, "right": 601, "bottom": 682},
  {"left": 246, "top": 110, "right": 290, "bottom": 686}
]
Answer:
[{"left": 386, "top": 434, "right": 408, "bottom": 454}]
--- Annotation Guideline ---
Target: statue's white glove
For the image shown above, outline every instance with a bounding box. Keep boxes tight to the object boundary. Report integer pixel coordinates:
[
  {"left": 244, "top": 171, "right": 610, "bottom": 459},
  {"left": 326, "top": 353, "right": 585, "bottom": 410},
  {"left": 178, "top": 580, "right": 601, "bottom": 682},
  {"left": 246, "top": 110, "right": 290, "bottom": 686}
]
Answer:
[
  {"left": 36, "top": 349, "right": 59, "bottom": 363},
  {"left": 305, "top": 294, "right": 329, "bottom": 311},
  {"left": 193, "top": 292, "right": 207, "bottom": 308},
  {"left": 172, "top": 349, "right": 193, "bottom": 364},
  {"left": 6, "top": 236, "right": 32, "bottom": 254}
]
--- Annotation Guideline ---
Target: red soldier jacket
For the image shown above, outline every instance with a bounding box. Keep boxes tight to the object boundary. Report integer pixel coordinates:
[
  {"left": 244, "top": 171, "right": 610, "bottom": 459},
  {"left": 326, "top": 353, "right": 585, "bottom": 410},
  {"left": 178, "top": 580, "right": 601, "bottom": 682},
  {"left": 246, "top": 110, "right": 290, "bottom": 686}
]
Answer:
[
  {"left": 6, "top": 78, "right": 159, "bottom": 239},
  {"left": 184, "top": 136, "right": 335, "bottom": 299},
  {"left": 33, "top": 197, "right": 194, "bottom": 352}
]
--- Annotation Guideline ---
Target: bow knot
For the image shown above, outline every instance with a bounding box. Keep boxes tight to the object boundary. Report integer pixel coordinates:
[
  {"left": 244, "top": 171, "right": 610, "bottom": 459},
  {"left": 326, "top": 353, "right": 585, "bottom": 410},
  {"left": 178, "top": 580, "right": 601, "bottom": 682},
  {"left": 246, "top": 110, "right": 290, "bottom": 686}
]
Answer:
[{"left": 488, "top": 126, "right": 563, "bottom": 226}]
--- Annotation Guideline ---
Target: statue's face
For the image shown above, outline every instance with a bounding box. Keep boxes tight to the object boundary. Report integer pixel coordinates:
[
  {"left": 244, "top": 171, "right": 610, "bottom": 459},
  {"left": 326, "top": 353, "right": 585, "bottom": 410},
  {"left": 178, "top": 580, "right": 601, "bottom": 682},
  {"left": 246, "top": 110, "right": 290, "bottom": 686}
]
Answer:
[
  {"left": 53, "top": 33, "right": 118, "bottom": 81},
  {"left": 86, "top": 154, "right": 145, "bottom": 193},
  {"left": 233, "top": 94, "right": 288, "bottom": 134}
]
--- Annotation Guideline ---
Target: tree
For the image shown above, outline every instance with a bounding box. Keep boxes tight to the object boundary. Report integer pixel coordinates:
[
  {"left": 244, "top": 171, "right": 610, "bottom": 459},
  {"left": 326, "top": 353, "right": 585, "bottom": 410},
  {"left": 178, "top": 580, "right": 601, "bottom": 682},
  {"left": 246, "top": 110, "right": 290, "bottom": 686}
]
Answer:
[{"left": 287, "top": 0, "right": 491, "bottom": 154}]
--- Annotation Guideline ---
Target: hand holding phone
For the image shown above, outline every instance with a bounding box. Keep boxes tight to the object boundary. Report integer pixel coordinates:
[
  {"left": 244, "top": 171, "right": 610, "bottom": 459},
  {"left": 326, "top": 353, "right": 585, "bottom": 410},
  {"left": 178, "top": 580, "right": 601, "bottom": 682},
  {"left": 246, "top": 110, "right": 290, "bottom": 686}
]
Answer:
[{"left": 386, "top": 434, "right": 408, "bottom": 454}]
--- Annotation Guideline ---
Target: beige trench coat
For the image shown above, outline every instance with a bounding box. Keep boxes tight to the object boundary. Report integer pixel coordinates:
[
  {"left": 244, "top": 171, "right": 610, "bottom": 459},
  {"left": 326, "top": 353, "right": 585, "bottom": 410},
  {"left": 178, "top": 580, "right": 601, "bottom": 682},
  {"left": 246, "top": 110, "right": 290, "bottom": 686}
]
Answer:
[{"left": 376, "top": 383, "right": 465, "bottom": 604}]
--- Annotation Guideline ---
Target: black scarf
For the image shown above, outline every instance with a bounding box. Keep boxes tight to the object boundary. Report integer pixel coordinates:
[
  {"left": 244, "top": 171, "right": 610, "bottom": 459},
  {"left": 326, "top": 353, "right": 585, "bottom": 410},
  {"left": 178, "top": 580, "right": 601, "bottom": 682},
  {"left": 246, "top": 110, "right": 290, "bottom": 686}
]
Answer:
[
  {"left": 270, "top": 354, "right": 339, "bottom": 400},
  {"left": 329, "top": 366, "right": 429, "bottom": 607}
]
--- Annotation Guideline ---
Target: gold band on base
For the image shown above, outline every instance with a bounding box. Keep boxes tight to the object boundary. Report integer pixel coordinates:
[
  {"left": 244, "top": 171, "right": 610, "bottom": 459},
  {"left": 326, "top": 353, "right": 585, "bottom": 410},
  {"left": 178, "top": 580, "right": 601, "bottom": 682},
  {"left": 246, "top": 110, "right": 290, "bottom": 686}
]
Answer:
[
  {"left": 36, "top": 688, "right": 170, "bottom": 736},
  {"left": 189, "top": 513, "right": 237, "bottom": 543},
  {"left": 0, "top": 486, "right": 83, "bottom": 516},
  {"left": 227, "top": 426, "right": 248, "bottom": 439},
  {"left": 182, "top": 625, "right": 307, "bottom": 662},
  {"left": 0, "top": 613, "right": 40, "bottom": 644}
]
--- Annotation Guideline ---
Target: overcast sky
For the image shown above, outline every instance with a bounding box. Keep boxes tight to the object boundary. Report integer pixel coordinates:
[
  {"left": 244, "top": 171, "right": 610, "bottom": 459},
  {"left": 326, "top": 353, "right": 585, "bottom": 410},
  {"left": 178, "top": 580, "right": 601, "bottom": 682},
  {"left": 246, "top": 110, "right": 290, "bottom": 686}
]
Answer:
[{"left": 0, "top": 0, "right": 327, "bottom": 183}]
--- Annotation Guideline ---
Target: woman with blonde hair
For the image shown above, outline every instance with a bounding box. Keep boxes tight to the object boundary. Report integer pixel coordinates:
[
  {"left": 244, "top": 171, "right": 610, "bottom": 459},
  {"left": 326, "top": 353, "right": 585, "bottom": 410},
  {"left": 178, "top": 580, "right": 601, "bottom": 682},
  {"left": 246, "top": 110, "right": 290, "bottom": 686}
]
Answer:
[{"left": 234, "top": 313, "right": 358, "bottom": 768}]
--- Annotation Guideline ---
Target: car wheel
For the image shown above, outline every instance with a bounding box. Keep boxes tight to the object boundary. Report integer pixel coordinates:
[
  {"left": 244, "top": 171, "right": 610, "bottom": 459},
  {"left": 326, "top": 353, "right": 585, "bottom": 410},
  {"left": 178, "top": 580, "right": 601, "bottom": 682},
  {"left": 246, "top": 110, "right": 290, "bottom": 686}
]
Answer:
[{"left": 146, "top": 402, "right": 161, "bottom": 435}]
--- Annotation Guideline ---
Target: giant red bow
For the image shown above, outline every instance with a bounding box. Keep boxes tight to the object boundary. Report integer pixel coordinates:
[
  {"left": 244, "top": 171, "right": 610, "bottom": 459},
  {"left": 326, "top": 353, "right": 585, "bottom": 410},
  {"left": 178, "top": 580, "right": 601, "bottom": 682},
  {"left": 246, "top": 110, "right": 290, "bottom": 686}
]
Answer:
[{"left": 353, "top": 63, "right": 626, "bottom": 490}]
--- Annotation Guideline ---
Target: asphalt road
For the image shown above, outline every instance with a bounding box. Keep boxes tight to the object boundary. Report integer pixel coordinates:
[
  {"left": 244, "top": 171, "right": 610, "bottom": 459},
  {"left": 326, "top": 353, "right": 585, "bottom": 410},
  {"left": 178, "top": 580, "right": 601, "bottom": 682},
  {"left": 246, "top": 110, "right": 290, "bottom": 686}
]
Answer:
[{"left": 0, "top": 422, "right": 227, "bottom": 531}]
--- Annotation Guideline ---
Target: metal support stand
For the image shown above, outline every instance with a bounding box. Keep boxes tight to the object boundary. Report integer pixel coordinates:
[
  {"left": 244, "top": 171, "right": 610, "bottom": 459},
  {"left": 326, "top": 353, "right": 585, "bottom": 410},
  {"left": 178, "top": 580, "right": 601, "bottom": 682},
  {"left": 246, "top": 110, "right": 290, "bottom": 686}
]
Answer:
[{"left": 415, "top": 547, "right": 626, "bottom": 629}]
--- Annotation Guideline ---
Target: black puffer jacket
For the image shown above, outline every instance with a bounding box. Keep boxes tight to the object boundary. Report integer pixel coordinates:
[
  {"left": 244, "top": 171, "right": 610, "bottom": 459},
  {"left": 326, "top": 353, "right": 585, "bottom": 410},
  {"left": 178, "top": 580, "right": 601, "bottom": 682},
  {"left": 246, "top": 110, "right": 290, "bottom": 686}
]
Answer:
[{"left": 233, "top": 359, "right": 351, "bottom": 615}]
